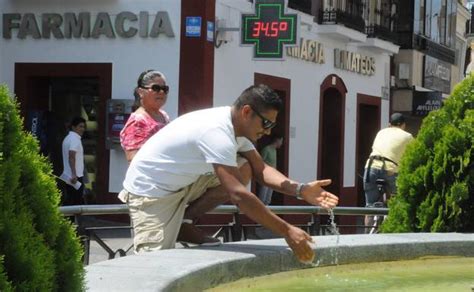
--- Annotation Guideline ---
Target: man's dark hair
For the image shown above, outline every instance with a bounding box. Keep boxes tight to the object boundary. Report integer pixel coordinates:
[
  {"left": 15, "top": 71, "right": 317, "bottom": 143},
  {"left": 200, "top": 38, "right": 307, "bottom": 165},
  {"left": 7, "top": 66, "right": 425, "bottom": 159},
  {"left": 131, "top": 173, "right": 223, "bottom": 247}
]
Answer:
[
  {"left": 233, "top": 84, "right": 282, "bottom": 113},
  {"left": 390, "top": 113, "right": 405, "bottom": 126},
  {"left": 270, "top": 134, "right": 283, "bottom": 143},
  {"left": 70, "top": 116, "right": 86, "bottom": 128}
]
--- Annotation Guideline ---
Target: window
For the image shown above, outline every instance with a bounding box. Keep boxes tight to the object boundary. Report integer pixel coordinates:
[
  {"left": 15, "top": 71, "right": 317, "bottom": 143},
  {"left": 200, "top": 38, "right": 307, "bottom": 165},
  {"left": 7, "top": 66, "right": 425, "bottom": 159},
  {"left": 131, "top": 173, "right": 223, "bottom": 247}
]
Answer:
[
  {"left": 430, "top": 0, "right": 441, "bottom": 42},
  {"left": 425, "top": 0, "right": 431, "bottom": 37},
  {"left": 446, "top": 0, "right": 457, "bottom": 47},
  {"left": 414, "top": 0, "right": 424, "bottom": 34}
]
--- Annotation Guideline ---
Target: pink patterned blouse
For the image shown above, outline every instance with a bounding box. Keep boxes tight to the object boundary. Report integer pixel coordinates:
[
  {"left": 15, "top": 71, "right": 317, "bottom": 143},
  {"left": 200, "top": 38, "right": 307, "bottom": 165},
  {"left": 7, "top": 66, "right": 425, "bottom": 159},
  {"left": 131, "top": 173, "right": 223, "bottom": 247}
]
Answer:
[{"left": 120, "top": 109, "right": 170, "bottom": 151}]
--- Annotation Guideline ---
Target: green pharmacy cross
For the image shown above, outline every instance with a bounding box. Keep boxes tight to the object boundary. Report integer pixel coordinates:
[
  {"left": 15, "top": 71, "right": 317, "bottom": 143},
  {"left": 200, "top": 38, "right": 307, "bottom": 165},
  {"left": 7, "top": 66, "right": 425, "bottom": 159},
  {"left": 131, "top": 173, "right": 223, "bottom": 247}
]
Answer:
[{"left": 241, "top": 0, "right": 298, "bottom": 60}]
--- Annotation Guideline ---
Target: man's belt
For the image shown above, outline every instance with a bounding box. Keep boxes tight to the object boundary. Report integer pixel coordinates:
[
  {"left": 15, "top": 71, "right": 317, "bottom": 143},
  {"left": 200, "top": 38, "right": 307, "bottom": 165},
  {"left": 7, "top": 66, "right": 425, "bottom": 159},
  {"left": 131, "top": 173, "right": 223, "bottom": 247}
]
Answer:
[
  {"left": 365, "top": 155, "right": 398, "bottom": 183},
  {"left": 369, "top": 155, "right": 398, "bottom": 166}
]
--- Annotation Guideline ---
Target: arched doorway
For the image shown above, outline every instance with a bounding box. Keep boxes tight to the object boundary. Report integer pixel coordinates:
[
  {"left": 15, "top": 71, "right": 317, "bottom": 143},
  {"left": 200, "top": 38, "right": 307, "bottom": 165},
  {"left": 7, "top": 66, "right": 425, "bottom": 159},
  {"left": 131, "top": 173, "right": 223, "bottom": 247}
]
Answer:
[{"left": 318, "top": 75, "right": 346, "bottom": 199}]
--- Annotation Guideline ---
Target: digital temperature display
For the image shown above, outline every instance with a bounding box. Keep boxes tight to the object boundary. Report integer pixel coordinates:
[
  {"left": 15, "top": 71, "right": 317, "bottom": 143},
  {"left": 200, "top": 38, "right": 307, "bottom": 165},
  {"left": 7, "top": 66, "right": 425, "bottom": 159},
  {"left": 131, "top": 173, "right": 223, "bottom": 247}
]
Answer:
[
  {"left": 251, "top": 21, "right": 288, "bottom": 37},
  {"left": 241, "top": 0, "right": 298, "bottom": 59}
]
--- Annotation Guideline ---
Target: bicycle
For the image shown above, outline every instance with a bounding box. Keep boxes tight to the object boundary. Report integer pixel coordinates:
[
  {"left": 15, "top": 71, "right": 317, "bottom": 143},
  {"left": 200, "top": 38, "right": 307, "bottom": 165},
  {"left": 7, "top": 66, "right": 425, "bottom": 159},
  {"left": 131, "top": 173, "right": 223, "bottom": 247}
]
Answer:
[{"left": 367, "top": 178, "right": 389, "bottom": 234}]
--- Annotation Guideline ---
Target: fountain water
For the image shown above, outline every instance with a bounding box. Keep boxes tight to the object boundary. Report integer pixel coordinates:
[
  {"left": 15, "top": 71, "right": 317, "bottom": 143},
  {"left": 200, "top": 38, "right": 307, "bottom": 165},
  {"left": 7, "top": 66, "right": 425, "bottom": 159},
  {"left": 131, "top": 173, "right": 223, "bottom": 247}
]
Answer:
[{"left": 326, "top": 208, "right": 340, "bottom": 265}]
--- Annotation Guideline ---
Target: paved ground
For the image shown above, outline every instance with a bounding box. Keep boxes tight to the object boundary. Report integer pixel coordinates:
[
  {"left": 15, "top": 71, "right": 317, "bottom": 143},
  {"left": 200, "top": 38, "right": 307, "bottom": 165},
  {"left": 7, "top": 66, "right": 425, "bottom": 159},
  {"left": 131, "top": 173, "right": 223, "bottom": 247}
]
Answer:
[{"left": 87, "top": 228, "right": 134, "bottom": 264}]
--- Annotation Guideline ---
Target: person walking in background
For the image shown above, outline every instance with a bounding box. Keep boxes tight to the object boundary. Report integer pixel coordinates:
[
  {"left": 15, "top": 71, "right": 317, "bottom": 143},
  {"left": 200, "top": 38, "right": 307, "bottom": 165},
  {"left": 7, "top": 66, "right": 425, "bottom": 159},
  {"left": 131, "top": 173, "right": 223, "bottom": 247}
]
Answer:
[
  {"left": 120, "top": 84, "right": 339, "bottom": 263},
  {"left": 257, "top": 135, "right": 283, "bottom": 205},
  {"left": 363, "top": 113, "right": 414, "bottom": 230},
  {"left": 60, "top": 117, "right": 86, "bottom": 205},
  {"left": 120, "top": 69, "right": 170, "bottom": 163}
]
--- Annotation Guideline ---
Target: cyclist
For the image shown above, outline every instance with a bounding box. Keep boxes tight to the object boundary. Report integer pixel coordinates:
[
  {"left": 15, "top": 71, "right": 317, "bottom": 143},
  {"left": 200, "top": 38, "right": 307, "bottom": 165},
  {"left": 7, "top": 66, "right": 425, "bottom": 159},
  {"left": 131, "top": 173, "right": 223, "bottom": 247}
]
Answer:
[{"left": 363, "top": 113, "right": 413, "bottom": 233}]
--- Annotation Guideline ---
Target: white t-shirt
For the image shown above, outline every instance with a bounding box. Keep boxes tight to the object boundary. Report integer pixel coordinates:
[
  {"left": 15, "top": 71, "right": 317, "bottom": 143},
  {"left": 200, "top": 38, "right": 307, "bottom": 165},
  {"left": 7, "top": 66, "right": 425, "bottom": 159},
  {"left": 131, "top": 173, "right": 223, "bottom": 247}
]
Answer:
[
  {"left": 61, "top": 131, "right": 84, "bottom": 178},
  {"left": 123, "top": 106, "right": 255, "bottom": 197}
]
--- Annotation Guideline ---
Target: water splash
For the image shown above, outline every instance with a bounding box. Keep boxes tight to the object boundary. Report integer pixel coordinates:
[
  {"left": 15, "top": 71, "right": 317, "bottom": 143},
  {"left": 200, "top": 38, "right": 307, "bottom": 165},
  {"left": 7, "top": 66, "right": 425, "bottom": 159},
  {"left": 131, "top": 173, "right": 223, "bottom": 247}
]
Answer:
[
  {"left": 307, "top": 209, "right": 340, "bottom": 267},
  {"left": 328, "top": 208, "right": 340, "bottom": 265},
  {"left": 328, "top": 209, "right": 340, "bottom": 236}
]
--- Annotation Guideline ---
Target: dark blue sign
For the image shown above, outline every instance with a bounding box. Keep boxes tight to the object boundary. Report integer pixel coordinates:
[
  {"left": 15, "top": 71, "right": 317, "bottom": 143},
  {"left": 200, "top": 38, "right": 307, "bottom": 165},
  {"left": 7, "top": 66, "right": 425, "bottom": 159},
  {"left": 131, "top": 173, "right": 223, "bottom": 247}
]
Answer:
[
  {"left": 186, "top": 16, "right": 202, "bottom": 37},
  {"left": 412, "top": 89, "right": 442, "bottom": 116},
  {"left": 207, "top": 21, "right": 214, "bottom": 42},
  {"left": 26, "top": 110, "right": 49, "bottom": 154}
]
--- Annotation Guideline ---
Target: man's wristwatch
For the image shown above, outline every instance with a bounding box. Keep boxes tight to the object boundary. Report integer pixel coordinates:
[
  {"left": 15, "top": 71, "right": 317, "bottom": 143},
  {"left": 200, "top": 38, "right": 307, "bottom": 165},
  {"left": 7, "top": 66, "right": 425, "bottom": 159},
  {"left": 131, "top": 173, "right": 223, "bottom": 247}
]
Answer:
[{"left": 295, "top": 182, "right": 306, "bottom": 200}]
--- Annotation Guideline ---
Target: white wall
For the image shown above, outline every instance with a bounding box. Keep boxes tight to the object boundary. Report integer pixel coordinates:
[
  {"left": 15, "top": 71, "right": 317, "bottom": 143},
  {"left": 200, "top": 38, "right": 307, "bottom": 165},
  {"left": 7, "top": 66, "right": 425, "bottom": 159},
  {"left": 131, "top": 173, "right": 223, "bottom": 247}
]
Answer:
[
  {"left": 215, "top": 0, "right": 391, "bottom": 189},
  {"left": 0, "top": 0, "right": 182, "bottom": 192}
]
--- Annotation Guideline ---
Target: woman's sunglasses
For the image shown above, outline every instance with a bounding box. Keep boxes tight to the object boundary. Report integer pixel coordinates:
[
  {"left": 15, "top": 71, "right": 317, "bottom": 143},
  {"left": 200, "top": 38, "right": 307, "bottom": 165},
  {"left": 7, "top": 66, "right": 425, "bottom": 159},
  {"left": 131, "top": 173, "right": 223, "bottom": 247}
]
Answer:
[
  {"left": 249, "top": 105, "right": 277, "bottom": 130},
  {"left": 141, "top": 84, "right": 169, "bottom": 94}
]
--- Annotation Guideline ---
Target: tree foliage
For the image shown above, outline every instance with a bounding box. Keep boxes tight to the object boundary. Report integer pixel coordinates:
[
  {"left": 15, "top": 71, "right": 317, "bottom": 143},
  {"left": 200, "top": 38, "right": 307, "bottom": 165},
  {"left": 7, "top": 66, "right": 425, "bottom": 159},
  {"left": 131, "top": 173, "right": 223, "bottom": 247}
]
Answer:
[
  {"left": 381, "top": 75, "right": 474, "bottom": 233},
  {"left": 0, "top": 85, "right": 84, "bottom": 291}
]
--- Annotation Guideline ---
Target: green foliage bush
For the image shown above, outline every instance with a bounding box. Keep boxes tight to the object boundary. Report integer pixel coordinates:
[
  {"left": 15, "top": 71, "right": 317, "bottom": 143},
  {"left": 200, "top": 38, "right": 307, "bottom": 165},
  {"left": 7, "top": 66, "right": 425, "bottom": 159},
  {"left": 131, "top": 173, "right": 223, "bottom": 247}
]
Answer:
[
  {"left": 382, "top": 75, "right": 474, "bottom": 233},
  {"left": 0, "top": 85, "right": 84, "bottom": 291}
]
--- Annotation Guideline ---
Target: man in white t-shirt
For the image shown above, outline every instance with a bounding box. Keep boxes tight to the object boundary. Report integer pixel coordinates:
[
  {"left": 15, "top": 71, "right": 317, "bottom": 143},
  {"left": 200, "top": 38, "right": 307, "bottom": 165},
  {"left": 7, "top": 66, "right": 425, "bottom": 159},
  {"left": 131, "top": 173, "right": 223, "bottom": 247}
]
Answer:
[
  {"left": 363, "top": 113, "right": 414, "bottom": 229},
  {"left": 60, "top": 117, "right": 86, "bottom": 205},
  {"left": 120, "top": 84, "right": 339, "bottom": 264}
]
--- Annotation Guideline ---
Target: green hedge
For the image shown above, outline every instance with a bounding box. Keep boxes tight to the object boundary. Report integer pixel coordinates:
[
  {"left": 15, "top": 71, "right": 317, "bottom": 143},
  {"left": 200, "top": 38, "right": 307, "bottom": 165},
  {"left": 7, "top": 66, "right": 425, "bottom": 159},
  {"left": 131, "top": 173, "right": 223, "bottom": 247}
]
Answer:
[
  {"left": 0, "top": 85, "right": 84, "bottom": 291},
  {"left": 381, "top": 75, "right": 474, "bottom": 233}
]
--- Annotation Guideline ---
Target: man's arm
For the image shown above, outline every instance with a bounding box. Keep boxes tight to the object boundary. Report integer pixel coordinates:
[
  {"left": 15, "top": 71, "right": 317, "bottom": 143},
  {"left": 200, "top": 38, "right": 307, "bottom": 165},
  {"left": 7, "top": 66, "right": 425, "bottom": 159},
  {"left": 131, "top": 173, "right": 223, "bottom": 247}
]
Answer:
[
  {"left": 213, "top": 163, "right": 315, "bottom": 264},
  {"left": 239, "top": 149, "right": 339, "bottom": 208},
  {"left": 68, "top": 150, "right": 78, "bottom": 184}
]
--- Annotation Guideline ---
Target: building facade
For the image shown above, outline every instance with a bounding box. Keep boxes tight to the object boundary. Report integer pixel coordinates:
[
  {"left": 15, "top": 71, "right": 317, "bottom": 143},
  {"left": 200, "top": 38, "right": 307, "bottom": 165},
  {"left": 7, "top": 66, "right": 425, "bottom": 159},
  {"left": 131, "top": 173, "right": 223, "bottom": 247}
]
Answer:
[
  {"left": 391, "top": 0, "right": 468, "bottom": 133},
  {"left": 1, "top": 0, "right": 402, "bottom": 230}
]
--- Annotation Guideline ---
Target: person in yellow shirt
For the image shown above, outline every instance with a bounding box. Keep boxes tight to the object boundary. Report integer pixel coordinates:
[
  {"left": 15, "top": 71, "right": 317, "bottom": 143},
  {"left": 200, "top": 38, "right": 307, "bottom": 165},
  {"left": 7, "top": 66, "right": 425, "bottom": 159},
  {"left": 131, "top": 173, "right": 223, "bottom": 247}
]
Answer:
[{"left": 363, "top": 113, "right": 413, "bottom": 229}]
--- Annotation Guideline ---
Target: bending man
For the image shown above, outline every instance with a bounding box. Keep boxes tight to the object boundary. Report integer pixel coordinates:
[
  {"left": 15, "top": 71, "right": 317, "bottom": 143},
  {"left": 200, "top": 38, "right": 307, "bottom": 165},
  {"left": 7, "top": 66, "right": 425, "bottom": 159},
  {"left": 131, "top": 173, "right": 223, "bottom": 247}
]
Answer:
[{"left": 120, "top": 84, "right": 339, "bottom": 263}]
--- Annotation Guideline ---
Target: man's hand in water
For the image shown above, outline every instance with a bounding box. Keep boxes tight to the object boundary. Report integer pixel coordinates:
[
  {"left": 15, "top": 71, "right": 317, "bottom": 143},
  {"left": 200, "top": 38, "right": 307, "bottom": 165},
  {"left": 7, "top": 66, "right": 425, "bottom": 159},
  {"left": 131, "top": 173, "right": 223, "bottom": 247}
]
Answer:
[{"left": 285, "top": 225, "right": 315, "bottom": 264}]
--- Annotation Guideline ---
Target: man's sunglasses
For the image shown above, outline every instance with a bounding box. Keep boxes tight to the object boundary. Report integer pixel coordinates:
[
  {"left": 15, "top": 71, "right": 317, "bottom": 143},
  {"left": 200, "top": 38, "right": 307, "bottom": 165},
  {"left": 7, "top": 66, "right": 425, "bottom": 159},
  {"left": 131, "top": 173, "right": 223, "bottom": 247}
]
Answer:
[
  {"left": 141, "top": 84, "right": 169, "bottom": 94},
  {"left": 249, "top": 105, "right": 277, "bottom": 130}
]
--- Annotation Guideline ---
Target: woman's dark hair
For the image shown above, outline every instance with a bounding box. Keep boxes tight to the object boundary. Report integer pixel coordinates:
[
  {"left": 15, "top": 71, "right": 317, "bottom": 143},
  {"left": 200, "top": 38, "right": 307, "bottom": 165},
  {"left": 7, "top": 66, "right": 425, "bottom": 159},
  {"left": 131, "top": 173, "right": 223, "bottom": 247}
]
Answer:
[
  {"left": 133, "top": 69, "right": 167, "bottom": 111},
  {"left": 136, "top": 69, "right": 166, "bottom": 88},
  {"left": 70, "top": 117, "right": 86, "bottom": 129},
  {"left": 233, "top": 84, "right": 282, "bottom": 113},
  {"left": 132, "top": 88, "right": 141, "bottom": 112}
]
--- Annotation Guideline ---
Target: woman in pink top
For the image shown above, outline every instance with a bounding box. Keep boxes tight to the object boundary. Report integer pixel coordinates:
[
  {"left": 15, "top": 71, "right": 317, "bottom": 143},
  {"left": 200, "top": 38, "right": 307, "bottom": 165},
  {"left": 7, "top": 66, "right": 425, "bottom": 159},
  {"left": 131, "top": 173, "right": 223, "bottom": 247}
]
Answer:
[{"left": 120, "top": 70, "right": 170, "bottom": 162}]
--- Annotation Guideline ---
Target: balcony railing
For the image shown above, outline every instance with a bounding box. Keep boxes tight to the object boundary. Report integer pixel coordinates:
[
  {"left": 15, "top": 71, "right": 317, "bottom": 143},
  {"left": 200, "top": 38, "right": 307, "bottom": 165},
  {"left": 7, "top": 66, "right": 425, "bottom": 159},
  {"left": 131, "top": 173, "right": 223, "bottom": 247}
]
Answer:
[
  {"left": 318, "top": 8, "right": 365, "bottom": 33},
  {"left": 366, "top": 24, "right": 399, "bottom": 44},
  {"left": 288, "top": 0, "right": 312, "bottom": 15}
]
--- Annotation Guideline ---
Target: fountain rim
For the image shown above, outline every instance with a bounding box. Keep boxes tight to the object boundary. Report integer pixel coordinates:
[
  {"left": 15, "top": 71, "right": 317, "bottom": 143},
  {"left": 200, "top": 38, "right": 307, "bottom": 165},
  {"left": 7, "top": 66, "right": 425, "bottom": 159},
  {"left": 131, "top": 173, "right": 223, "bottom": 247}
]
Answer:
[{"left": 85, "top": 233, "right": 474, "bottom": 292}]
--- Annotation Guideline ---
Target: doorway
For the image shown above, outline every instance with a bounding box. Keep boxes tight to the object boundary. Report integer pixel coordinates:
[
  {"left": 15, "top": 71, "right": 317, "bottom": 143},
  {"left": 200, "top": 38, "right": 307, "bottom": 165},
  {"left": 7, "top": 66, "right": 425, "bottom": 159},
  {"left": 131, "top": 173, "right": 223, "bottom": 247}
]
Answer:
[
  {"left": 355, "top": 94, "right": 381, "bottom": 207},
  {"left": 254, "top": 73, "right": 290, "bottom": 205},
  {"left": 318, "top": 75, "right": 346, "bottom": 198},
  {"left": 318, "top": 88, "right": 343, "bottom": 195},
  {"left": 14, "top": 63, "right": 112, "bottom": 203}
]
